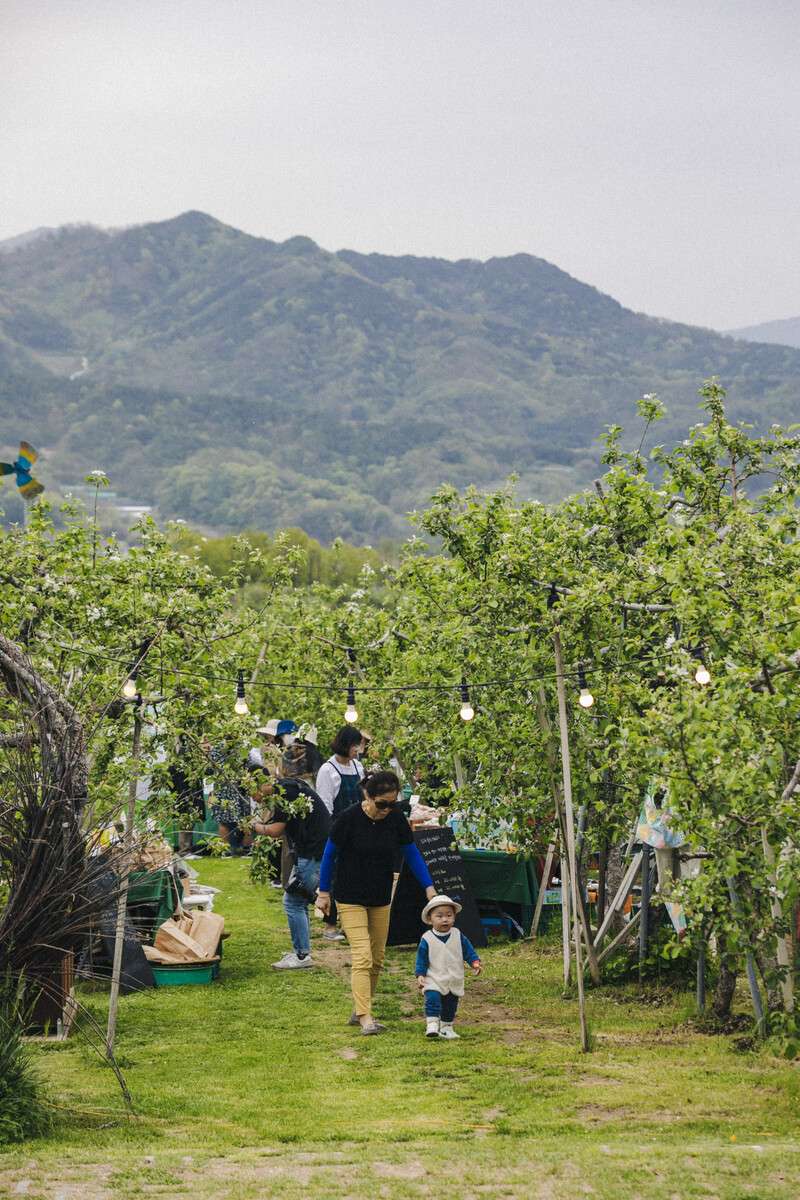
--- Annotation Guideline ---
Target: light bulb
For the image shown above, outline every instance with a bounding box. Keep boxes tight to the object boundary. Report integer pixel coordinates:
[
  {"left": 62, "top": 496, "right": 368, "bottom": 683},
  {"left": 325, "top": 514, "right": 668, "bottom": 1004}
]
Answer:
[
  {"left": 234, "top": 668, "right": 248, "bottom": 714},
  {"left": 577, "top": 666, "right": 594, "bottom": 708},
  {"left": 122, "top": 677, "right": 138, "bottom": 699},
  {"left": 694, "top": 665, "right": 711, "bottom": 686},
  {"left": 458, "top": 678, "right": 474, "bottom": 722},
  {"left": 344, "top": 704, "right": 359, "bottom": 723}
]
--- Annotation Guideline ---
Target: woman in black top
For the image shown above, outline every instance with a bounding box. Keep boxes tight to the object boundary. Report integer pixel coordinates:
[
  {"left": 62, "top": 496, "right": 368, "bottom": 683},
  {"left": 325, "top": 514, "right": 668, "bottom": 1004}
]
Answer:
[{"left": 317, "top": 771, "right": 435, "bottom": 1035}]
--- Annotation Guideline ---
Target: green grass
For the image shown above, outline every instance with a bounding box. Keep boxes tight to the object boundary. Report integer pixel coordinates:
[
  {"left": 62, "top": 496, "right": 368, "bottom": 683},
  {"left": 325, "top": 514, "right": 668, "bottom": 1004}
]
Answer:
[{"left": 1, "top": 859, "right": 798, "bottom": 1199}]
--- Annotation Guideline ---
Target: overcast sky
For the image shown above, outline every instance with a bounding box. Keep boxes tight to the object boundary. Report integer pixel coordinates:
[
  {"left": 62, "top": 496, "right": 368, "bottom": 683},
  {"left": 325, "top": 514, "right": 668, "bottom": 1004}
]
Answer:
[{"left": 2, "top": 1, "right": 798, "bottom": 330}]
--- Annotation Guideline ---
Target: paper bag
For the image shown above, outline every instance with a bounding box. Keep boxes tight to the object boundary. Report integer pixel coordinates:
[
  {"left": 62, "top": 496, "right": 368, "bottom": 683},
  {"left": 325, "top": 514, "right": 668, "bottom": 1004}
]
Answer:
[
  {"left": 153, "top": 918, "right": 207, "bottom": 962},
  {"left": 183, "top": 910, "right": 225, "bottom": 958}
]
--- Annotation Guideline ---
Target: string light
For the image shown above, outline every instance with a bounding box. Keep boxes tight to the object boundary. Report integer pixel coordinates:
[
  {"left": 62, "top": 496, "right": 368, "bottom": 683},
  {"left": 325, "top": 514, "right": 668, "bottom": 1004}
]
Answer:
[
  {"left": 459, "top": 679, "right": 475, "bottom": 722},
  {"left": 692, "top": 647, "right": 711, "bottom": 686},
  {"left": 122, "top": 675, "right": 138, "bottom": 699},
  {"left": 344, "top": 684, "right": 359, "bottom": 723},
  {"left": 234, "top": 669, "right": 249, "bottom": 715},
  {"left": 578, "top": 665, "right": 595, "bottom": 708}
]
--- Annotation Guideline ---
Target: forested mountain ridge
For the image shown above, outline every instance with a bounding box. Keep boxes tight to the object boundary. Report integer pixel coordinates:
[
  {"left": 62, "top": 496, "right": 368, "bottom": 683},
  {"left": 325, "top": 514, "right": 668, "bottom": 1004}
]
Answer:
[{"left": 1, "top": 211, "right": 799, "bottom": 542}]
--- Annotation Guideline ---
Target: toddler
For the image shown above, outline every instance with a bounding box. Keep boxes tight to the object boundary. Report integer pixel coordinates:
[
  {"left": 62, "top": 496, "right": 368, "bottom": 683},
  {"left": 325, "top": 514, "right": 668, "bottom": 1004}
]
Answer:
[{"left": 415, "top": 894, "right": 482, "bottom": 1039}]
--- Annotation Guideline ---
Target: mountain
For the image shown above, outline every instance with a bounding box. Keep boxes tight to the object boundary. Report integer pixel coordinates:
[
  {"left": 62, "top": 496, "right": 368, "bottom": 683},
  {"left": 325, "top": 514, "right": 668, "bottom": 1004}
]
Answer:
[
  {"left": 726, "top": 316, "right": 800, "bottom": 350},
  {"left": 1, "top": 211, "right": 799, "bottom": 542}
]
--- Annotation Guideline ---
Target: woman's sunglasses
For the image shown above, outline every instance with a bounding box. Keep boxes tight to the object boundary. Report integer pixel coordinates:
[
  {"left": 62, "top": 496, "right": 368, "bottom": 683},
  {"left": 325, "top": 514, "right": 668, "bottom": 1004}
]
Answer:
[{"left": 372, "top": 798, "right": 398, "bottom": 811}]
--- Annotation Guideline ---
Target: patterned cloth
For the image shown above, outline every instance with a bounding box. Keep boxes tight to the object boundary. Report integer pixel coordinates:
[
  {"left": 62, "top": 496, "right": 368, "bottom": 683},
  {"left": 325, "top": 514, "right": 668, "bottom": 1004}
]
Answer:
[{"left": 209, "top": 744, "right": 251, "bottom": 825}]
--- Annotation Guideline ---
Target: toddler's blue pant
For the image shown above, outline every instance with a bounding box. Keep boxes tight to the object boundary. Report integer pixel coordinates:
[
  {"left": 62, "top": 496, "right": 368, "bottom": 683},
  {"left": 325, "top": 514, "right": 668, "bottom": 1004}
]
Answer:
[{"left": 424, "top": 990, "right": 459, "bottom": 1022}]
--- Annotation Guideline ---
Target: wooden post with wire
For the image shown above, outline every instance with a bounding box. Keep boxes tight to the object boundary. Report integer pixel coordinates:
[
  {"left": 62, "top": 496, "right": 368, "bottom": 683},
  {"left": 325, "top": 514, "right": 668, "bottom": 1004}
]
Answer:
[{"left": 106, "top": 705, "right": 143, "bottom": 1057}]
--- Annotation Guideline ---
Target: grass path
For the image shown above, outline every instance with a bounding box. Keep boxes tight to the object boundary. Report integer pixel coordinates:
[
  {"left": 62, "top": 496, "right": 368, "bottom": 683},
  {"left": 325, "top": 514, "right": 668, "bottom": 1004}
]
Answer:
[{"left": 1, "top": 859, "right": 798, "bottom": 1199}]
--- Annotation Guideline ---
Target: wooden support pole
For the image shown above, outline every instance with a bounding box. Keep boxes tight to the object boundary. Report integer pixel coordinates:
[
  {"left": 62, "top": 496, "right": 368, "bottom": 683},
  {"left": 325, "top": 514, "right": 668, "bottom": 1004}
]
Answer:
[
  {"left": 595, "top": 907, "right": 642, "bottom": 968},
  {"left": 639, "top": 844, "right": 652, "bottom": 983},
  {"left": 106, "top": 709, "right": 142, "bottom": 1057},
  {"left": 531, "top": 834, "right": 557, "bottom": 937},
  {"left": 535, "top": 687, "right": 601, "bottom": 985},
  {"left": 597, "top": 845, "right": 607, "bottom": 926},
  {"left": 697, "top": 935, "right": 707, "bottom": 1015},
  {"left": 552, "top": 624, "right": 589, "bottom": 1052},
  {"left": 593, "top": 851, "right": 643, "bottom": 952}
]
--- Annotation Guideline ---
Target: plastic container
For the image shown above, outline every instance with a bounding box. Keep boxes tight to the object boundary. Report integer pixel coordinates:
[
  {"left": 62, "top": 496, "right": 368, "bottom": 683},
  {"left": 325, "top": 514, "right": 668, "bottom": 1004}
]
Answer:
[{"left": 150, "top": 961, "right": 216, "bottom": 987}]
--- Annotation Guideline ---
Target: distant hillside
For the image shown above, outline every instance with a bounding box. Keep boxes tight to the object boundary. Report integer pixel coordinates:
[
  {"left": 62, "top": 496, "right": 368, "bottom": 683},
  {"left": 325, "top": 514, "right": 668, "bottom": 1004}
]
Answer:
[
  {"left": 726, "top": 316, "right": 800, "bottom": 350},
  {"left": 1, "top": 211, "right": 799, "bottom": 542}
]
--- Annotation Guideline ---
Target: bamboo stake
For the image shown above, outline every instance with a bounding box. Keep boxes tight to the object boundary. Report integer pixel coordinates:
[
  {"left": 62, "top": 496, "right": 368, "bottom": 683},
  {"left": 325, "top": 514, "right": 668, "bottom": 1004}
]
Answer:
[
  {"left": 106, "top": 709, "right": 142, "bottom": 1057},
  {"left": 552, "top": 624, "right": 589, "bottom": 1052}
]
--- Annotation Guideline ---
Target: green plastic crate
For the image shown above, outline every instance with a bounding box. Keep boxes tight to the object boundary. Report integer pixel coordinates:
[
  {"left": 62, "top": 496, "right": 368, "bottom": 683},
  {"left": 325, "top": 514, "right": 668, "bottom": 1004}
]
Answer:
[{"left": 150, "top": 961, "right": 215, "bottom": 987}]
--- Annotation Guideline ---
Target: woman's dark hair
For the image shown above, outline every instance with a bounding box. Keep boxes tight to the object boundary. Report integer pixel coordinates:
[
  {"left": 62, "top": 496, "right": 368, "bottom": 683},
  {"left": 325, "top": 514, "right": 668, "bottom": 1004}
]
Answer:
[
  {"left": 331, "top": 726, "right": 363, "bottom": 757},
  {"left": 361, "top": 770, "right": 401, "bottom": 799}
]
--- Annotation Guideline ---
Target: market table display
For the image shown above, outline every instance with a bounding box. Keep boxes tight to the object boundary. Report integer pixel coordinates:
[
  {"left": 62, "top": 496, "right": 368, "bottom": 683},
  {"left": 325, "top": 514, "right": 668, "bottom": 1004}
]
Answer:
[{"left": 459, "top": 848, "right": 539, "bottom": 936}]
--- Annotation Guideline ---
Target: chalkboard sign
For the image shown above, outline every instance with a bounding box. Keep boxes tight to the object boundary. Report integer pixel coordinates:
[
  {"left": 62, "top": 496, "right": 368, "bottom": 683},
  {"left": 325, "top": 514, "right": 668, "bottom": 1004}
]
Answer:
[{"left": 387, "top": 826, "right": 488, "bottom": 948}]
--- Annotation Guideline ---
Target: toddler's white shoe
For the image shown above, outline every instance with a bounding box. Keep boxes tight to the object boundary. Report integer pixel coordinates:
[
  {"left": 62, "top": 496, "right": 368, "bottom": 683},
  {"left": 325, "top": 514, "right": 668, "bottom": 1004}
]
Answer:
[
  {"left": 438, "top": 1023, "right": 460, "bottom": 1039},
  {"left": 425, "top": 1019, "right": 440, "bottom": 1038}
]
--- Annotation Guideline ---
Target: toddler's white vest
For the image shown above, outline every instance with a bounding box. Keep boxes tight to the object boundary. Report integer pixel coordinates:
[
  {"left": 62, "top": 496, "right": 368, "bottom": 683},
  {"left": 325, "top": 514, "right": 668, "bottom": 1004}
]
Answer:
[{"left": 421, "top": 929, "right": 465, "bottom": 996}]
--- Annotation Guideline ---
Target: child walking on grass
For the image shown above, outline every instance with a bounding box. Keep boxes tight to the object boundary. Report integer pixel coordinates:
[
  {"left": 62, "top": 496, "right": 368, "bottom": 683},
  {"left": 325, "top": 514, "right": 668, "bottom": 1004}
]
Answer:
[{"left": 415, "top": 894, "right": 482, "bottom": 1039}]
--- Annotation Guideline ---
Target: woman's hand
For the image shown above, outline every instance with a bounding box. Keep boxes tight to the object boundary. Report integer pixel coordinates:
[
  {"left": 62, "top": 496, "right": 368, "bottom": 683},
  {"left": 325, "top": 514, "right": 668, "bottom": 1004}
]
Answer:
[
  {"left": 316, "top": 890, "right": 332, "bottom": 916},
  {"left": 425, "top": 885, "right": 436, "bottom": 901}
]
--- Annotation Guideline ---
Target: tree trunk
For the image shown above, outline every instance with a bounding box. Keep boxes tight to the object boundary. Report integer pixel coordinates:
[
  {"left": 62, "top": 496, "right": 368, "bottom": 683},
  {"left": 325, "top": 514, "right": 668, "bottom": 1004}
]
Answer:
[{"left": 713, "top": 953, "right": 738, "bottom": 1018}]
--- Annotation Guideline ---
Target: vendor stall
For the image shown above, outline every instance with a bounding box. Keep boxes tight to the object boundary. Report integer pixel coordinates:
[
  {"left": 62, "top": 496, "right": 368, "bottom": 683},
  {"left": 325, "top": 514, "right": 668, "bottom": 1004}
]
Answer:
[{"left": 460, "top": 848, "right": 539, "bottom": 936}]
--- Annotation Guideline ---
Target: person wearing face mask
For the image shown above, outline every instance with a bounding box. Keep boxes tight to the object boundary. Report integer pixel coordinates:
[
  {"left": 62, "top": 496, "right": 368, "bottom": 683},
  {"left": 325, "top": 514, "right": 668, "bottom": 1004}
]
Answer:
[{"left": 316, "top": 770, "right": 436, "bottom": 1035}]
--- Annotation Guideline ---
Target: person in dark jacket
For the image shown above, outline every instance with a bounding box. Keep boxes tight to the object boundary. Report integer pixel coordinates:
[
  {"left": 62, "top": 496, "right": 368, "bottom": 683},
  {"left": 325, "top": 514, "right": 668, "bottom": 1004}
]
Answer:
[{"left": 251, "top": 771, "right": 330, "bottom": 971}]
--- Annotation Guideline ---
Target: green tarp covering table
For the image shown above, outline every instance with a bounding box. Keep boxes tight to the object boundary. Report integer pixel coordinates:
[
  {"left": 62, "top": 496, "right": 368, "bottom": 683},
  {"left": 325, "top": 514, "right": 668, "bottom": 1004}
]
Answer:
[
  {"left": 459, "top": 848, "right": 539, "bottom": 935},
  {"left": 128, "top": 869, "right": 183, "bottom": 936}
]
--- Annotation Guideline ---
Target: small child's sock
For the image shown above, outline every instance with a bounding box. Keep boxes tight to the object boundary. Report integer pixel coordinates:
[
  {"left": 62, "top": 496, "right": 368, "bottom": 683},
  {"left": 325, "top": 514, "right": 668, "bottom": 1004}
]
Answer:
[
  {"left": 438, "top": 1023, "right": 460, "bottom": 1039},
  {"left": 425, "top": 1018, "right": 440, "bottom": 1038}
]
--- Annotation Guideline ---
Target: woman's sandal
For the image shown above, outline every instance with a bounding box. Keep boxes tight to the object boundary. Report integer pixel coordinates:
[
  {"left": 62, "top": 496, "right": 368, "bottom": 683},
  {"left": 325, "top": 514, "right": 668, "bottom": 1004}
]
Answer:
[
  {"left": 360, "top": 1022, "right": 387, "bottom": 1035},
  {"left": 348, "top": 1010, "right": 361, "bottom": 1026}
]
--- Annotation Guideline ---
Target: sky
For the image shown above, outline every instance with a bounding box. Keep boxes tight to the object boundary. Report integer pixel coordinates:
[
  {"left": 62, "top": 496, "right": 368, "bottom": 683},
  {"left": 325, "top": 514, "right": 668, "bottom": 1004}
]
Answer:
[{"left": 2, "top": 0, "right": 799, "bottom": 331}]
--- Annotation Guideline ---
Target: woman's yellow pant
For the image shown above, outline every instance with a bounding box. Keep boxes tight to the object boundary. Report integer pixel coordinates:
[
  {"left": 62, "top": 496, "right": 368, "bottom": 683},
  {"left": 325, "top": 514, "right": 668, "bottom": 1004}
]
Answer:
[{"left": 336, "top": 902, "right": 392, "bottom": 1018}]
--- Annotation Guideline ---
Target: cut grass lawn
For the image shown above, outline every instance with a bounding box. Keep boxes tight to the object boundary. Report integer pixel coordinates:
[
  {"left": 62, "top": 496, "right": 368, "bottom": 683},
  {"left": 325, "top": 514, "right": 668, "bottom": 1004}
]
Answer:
[{"left": 1, "top": 858, "right": 798, "bottom": 1199}]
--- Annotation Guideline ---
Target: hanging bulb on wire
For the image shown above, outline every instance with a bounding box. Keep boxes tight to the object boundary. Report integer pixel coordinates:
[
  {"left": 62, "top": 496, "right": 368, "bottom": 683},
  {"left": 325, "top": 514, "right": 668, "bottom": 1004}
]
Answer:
[
  {"left": 122, "top": 675, "right": 138, "bottom": 699},
  {"left": 344, "top": 684, "right": 358, "bottom": 723},
  {"left": 692, "top": 647, "right": 711, "bottom": 686},
  {"left": 234, "top": 669, "right": 249, "bottom": 715},
  {"left": 459, "top": 678, "right": 475, "bottom": 722},
  {"left": 577, "top": 665, "right": 595, "bottom": 708}
]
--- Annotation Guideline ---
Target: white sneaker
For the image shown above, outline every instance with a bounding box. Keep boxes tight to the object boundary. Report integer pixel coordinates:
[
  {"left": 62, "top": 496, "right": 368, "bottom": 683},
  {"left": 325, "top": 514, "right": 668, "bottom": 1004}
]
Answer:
[
  {"left": 439, "top": 1024, "right": 460, "bottom": 1039},
  {"left": 426, "top": 1019, "right": 440, "bottom": 1038},
  {"left": 272, "top": 952, "right": 313, "bottom": 970}
]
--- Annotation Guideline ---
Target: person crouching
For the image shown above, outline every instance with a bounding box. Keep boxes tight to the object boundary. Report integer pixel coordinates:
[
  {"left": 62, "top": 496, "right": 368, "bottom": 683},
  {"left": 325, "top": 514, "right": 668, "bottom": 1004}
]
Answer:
[{"left": 415, "top": 895, "right": 482, "bottom": 1039}]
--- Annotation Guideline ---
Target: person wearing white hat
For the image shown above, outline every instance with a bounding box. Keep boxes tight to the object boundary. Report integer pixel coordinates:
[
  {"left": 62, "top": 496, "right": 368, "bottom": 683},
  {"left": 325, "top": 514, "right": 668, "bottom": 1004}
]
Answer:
[{"left": 415, "top": 895, "right": 482, "bottom": 1039}]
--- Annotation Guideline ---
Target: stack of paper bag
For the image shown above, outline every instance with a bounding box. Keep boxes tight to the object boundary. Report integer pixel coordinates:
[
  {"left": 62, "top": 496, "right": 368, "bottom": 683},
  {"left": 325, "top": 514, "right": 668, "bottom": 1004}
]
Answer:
[{"left": 145, "top": 910, "right": 225, "bottom": 965}]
